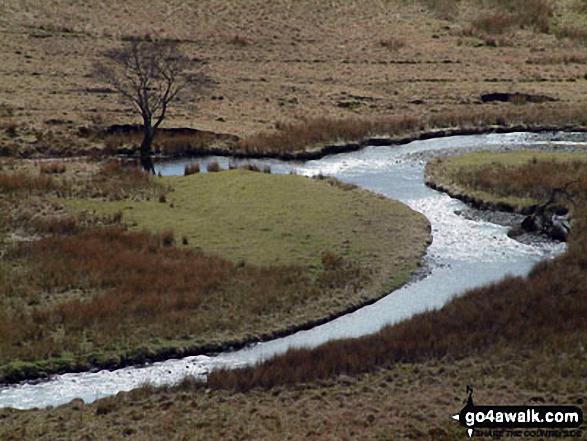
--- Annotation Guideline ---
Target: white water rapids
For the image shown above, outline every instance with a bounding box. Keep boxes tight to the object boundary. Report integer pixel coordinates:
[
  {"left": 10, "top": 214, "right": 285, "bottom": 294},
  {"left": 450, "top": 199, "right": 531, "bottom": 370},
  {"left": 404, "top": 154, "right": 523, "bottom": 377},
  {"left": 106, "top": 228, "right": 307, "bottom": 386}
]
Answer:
[{"left": 1, "top": 132, "right": 583, "bottom": 410}]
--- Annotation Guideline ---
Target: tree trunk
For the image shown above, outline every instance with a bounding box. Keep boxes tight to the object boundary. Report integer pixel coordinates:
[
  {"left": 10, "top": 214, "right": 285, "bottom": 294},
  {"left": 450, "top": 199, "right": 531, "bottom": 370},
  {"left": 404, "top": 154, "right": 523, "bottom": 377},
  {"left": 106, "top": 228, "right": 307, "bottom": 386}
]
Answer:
[{"left": 139, "top": 125, "right": 156, "bottom": 174}]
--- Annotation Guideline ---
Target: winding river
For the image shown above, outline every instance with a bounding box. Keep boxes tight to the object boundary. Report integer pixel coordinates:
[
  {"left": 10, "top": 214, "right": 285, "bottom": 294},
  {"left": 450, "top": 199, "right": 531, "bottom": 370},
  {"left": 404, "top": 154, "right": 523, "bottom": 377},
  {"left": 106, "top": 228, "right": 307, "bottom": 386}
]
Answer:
[{"left": 1, "top": 132, "right": 583, "bottom": 410}]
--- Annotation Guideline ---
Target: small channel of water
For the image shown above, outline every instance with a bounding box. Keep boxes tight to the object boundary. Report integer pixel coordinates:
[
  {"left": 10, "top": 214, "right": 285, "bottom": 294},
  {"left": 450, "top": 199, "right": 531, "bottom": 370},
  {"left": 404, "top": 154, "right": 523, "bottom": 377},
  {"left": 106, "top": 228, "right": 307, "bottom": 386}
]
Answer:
[{"left": 1, "top": 132, "right": 582, "bottom": 410}]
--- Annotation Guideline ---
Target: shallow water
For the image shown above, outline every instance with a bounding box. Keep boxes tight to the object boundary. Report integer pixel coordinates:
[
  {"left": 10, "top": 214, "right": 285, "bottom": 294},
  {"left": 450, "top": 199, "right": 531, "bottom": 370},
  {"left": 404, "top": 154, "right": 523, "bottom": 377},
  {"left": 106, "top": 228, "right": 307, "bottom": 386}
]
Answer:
[{"left": 1, "top": 132, "right": 580, "bottom": 410}]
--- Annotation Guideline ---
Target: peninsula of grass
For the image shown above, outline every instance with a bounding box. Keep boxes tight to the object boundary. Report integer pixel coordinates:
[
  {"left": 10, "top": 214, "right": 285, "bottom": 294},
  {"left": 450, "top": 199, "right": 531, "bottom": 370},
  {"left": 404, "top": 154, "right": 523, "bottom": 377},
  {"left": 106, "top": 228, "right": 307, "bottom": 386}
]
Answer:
[
  {"left": 3, "top": 165, "right": 586, "bottom": 440},
  {"left": 0, "top": 167, "right": 430, "bottom": 383},
  {"left": 425, "top": 150, "right": 587, "bottom": 213}
]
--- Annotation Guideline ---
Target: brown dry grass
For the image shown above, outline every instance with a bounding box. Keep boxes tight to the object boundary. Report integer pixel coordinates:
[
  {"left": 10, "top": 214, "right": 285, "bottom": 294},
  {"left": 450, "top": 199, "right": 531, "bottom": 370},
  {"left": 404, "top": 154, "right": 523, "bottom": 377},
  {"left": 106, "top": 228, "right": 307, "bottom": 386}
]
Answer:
[
  {"left": 467, "top": 0, "right": 554, "bottom": 35},
  {"left": 208, "top": 247, "right": 587, "bottom": 391},
  {"left": 0, "top": 222, "right": 372, "bottom": 378},
  {"left": 183, "top": 163, "right": 200, "bottom": 175},
  {"left": 1, "top": 0, "right": 587, "bottom": 438},
  {"left": 0, "top": 171, "right": 55, "bottom": 195},
  {"left": 1, "top": 0, "right": 587, "bottom": 157},
  {"left": 1, "top": 228, "right": 230, "bottom": 360},
  {"left": 0, "top": 160, "right": 163, "bottom": 214},
  {"left": 1, "top": 301, "right": 584, "bottom": 440},
  {"left": 425, "top": 151, "right": 587, "bottom": 212},
  {"left": 449, "top": 159, "right": 587, "bottom": 201},
  {"left": 239, "top": 106, "right": 587, "bottom": 154}
]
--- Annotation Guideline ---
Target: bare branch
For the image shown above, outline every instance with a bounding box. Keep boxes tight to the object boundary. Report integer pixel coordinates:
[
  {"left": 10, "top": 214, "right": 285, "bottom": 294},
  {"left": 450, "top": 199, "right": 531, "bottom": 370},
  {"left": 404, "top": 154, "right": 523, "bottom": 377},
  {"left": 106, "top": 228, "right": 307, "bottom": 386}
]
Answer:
[{"left": 93, "top": 40, "right": 211, "bottom": 168}]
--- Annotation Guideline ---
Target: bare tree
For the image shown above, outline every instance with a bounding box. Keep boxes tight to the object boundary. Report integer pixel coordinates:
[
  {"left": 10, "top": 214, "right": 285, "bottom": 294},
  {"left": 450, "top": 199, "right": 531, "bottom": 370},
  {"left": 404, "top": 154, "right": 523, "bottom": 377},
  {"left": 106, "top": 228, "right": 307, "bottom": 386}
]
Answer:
[{"left": 95, "top": 40, "right": 208, "bottom": 173}]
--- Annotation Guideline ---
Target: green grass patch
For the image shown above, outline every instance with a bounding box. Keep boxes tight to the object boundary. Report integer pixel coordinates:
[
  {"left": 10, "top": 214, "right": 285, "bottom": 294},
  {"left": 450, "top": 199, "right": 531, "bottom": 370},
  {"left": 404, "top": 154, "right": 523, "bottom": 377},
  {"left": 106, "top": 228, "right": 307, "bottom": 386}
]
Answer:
[
  {"left": 0, "top": 169, "right": 430, "bottom": 381},
  {"left": 68, "top": 169, "right": 426, "bottom": 269}
]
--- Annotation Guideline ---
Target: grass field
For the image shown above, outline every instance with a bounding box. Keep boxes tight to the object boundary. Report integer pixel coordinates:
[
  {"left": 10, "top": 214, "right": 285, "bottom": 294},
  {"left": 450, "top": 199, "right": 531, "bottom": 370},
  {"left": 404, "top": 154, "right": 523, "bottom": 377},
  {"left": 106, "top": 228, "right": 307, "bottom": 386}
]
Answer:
[
  {"left": 68, "top": 169, "right": 427, "bottom": 269},
  {"left": 1, "top": 0, "right": 587, "bottom": 157},
  {"left": 0, "top": 164, "right": 429, "bottom": 383}
]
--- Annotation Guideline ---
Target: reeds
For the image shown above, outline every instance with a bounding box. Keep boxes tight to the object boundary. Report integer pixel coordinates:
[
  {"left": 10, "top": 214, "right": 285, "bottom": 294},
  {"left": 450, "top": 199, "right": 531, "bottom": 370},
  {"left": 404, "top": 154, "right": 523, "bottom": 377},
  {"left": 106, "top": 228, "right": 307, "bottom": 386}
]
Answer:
[
  {"left": 446, "top": 158, "right": 587, "bottom": 203},
  {"left": 86, "top": 160, "right": 163, "bottom": 200},
  {"left": 467, "top": 0, "right": 553, "bottom": 35},
  {"left": 0, "top": 171, "right": 55, "bottom": 195},
  {"left": 0, "top": 228, "right": 233, "bottom": 361},
  {"left": 238, "top": 106, "right": 587, "bottom": 155},
  {"left": 0, "top": 225, "right": 358, "bottom": 368},
  {"left": 103, "top": 130, "right": 227, "bottom": 157}
]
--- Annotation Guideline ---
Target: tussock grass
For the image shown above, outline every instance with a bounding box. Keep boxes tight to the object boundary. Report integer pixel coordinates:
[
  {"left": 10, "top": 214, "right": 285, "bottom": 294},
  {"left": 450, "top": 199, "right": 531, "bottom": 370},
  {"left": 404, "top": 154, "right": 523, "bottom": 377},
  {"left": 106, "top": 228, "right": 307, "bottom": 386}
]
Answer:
[
  {"left": 469, "top": 13, "right": 522, "bottom": 35},
  {"left": 238, "top": 116, "right": 417, "bottom": 155},
  {"left": 206, "top": 161, "right": 220, "bottom": 172},
  {"left": 450, "top": 159, "right": 587, "bottom": 202},
  {"left": 379, "top": 37, "right": 406, "bottom": 51},
  {"left": 425, "top": 150, "right": 587, "bottom": 211},
  {"left": 71, "top": 160, "right": 164, "bottom": 201},
  {"left": 526, "top": 53, "right": 587, "bottom": 65},
  {"left": 0, "top": 224, "right": 388, "bottom": 378},
  {"left": 556, "top": 25, "right": 587, "bottom": 43},
  {"left": 238, "top": 106, "right": 587, "bottom": 155},
  {"left": 419, "top": 0, "right": 553, "bottom": 33},
  {"left": 39, "top": 162, "right": 66, "bottom": 175},
  {"left": 0, "top": 160, "right": 162, "bottom": 202},
  {"left": 0, "top": 227, "right": 319, "bottom": 371},
  {"left": 228, "top": 35, "right": 249, "bottom": 47},
  {"left": 1, "top": 228, "right": 228, "bottom": 363},
  {"left": 104, "top": 130, "right": 235, "bottom": 157},
  {"left": 183, "top": 163, "right": 200, "bottom": 175},
  {"left": 209, "top": 262, "right": 587, "bottom": 390},
  {"left": 2, "top": 348, "right": 585, "bottom": 439},
  {"left": 418, "top": 0, "right": 459, "bottom": 20},
  {"left": 0, "top": 171, "right": 55, "bottom": 195},
  {"left": 3, "top": 121, "right": 18, "bottom": 138}
]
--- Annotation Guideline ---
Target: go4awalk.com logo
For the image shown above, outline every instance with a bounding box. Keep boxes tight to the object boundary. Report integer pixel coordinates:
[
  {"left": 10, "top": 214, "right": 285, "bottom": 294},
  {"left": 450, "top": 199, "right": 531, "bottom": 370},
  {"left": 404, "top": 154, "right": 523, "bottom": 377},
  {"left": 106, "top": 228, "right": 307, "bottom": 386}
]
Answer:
[{"left": 452, "top": 387, "right": 584, "bottom": 438}]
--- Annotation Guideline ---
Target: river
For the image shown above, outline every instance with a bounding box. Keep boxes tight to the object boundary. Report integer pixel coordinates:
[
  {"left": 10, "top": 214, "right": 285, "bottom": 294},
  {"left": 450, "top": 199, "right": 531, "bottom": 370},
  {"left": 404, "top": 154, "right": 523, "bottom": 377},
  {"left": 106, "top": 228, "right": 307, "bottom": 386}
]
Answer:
[{"left": 1, "top": 131, "right": 582, "bottom": 410}]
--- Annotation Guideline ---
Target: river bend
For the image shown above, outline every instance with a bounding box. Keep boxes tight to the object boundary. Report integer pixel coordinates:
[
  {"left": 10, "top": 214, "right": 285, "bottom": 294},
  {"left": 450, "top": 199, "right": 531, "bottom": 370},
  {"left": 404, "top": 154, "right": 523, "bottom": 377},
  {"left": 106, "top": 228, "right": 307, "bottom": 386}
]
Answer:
[{"left": 1, "top": 132, "right": 582, "bottom": 409}]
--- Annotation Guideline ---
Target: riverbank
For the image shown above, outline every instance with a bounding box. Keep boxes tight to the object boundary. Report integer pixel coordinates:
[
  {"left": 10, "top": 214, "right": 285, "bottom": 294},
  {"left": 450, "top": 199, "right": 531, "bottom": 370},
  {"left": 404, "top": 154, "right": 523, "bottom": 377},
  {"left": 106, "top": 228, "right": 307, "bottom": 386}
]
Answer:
[
  {"left": 125, "top": 120, "right": 587, "bottom": 163},
  {"left": 426, "top": 148, "right": 586, "bottom": 207},
  {"left": 1, "top": 133, "right": 585, "bottom": 440},
  {"left": 0, "top": 166, "right": 430, "bottom": 384},
  {"left": 1, "top": 349, "right": 584, "bottom": 440},
  {"left": 2, "top": 0, "right": 587, "bottom": 437}
]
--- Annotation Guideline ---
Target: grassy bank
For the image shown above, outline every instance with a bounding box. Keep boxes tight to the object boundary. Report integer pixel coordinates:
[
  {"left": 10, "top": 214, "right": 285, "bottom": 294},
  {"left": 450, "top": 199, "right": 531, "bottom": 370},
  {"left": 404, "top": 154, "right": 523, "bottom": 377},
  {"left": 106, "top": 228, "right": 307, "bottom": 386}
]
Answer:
[
  {"left": 237, "top": 107, "right": 587, "bottom": 157},
  {"left": 204, "top": 149, "right": 587, "bottom": 392},
  {"left": 2, "top": 190, "right": 585, "bottom": 439},
  {"left": 425, "top": 150, "right": 587, "bottom": 212},
  {"left": 68, "top": 169, "right": 429, "bottom": 269},
  {"left": 1, "top": 349, "right": 585, "bottom": 440},
  {"left": 0, "top": 165, "right": 430, "bottom": 383}
]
